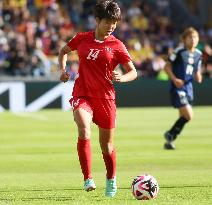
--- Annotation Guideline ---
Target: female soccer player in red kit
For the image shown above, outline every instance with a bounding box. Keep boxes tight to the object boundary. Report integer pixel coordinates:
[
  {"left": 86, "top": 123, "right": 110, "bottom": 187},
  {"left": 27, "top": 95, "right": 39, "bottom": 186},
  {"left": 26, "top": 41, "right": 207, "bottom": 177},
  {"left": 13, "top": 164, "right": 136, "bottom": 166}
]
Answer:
[{"left": 58, "top": 0, "right": 137, "bottom": 197}]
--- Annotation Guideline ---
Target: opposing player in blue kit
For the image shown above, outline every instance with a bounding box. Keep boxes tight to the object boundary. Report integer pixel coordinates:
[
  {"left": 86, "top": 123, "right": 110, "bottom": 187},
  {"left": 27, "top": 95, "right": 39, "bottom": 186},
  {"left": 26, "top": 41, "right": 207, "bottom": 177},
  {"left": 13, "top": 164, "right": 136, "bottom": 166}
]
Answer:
[{"left": 163, "top": 27, "right": 202, "bottom": 150}]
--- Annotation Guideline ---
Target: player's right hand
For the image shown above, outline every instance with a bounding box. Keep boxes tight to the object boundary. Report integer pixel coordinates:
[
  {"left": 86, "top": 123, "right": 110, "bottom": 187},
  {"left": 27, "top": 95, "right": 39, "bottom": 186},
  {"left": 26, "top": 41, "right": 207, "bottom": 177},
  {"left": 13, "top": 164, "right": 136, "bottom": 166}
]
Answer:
[
  {"left": 60, "top": 71, "right": 70, "bottom": 83},
  {"left": 173, "top": 78, "right": 184, "bottom": 88}
]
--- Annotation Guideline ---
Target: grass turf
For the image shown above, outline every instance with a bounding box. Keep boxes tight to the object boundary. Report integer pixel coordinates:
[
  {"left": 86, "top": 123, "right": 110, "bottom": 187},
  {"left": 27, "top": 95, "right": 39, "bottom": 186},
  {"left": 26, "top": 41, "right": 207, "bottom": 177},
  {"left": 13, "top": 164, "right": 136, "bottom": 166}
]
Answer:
[{"left": 0, "top": 107, "right": 212, "bottom": 205}]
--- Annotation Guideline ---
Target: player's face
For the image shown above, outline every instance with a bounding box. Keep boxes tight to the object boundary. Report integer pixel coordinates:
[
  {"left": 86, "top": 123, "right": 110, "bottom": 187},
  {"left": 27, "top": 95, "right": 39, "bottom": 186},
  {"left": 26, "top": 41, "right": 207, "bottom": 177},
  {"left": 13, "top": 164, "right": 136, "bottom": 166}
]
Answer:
[
  {"left": 96, "top": 18, "right": 117, "bottom": 37},
  {"left": 184, "top": 33, "right": 199, "bottom": 50}
]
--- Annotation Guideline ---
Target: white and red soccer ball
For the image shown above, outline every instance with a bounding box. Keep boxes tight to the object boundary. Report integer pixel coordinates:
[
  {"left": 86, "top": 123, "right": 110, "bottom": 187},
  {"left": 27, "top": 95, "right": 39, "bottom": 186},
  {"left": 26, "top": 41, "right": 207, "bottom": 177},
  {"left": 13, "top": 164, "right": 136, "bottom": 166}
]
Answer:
[{"left": 131, "top": 174, "right": 159, "bottom": 200}]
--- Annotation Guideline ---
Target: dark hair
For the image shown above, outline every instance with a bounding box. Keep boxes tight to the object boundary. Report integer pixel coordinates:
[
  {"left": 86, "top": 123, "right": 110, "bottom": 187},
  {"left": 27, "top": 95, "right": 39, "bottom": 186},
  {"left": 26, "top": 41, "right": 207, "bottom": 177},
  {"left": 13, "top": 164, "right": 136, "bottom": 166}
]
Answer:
[{"left": 94, "top": 0, "right": 121, "bottom": 21}]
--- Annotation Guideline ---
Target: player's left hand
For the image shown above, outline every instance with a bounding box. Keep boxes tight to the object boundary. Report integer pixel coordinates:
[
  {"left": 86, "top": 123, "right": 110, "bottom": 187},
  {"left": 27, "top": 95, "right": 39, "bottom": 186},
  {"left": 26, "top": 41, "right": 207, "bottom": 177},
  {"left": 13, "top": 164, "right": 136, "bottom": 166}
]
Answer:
[{"left": 112, "top": 71, "right": 123, "bottom": 82}]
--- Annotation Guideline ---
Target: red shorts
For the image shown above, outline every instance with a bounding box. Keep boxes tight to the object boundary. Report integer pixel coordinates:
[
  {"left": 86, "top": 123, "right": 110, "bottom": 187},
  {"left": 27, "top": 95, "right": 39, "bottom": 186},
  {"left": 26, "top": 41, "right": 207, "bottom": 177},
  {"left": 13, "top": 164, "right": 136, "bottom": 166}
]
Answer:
[{"left": 69, "top": 96, "right": 116, "bottom": 129}]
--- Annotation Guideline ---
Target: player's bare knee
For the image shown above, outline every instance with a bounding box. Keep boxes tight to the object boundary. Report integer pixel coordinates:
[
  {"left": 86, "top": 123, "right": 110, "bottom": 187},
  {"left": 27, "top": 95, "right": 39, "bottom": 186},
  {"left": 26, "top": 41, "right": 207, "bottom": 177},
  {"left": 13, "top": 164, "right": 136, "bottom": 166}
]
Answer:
[
  {"left": 184, "top": 114, "right": 193, "bottom": 121},
  {"left": 101, "top": 143, "right": 114, "bottom": 154},
  {"left": 78, "top": 127, "right": 91, "bottom": 138}
]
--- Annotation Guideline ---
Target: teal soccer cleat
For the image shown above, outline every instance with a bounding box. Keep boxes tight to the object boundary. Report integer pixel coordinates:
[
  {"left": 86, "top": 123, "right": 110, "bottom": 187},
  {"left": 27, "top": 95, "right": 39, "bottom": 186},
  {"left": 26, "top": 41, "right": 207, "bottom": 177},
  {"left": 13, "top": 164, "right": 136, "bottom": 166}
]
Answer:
[
  {"left": 84, "top": 178, "right": 96, "bottom": 192},
  {"left": 105, "top": 177, "right": 117, "bottom": 197}
]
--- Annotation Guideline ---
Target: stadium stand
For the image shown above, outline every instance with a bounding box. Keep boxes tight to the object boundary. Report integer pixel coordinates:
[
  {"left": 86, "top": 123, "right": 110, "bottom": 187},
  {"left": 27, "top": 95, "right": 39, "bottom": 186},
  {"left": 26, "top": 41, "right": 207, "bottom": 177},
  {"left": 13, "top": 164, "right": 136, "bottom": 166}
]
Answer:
[{"left": 0, "top": 0, "right": 212, "bottom": 79}]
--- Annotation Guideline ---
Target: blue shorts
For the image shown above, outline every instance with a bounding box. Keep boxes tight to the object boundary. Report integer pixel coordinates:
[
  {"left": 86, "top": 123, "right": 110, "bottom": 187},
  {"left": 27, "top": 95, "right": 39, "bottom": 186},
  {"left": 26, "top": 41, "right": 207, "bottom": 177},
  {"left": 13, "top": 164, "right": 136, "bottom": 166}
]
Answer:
[{"left": 170, "top": 90, "right": 193, "bottom": 108}]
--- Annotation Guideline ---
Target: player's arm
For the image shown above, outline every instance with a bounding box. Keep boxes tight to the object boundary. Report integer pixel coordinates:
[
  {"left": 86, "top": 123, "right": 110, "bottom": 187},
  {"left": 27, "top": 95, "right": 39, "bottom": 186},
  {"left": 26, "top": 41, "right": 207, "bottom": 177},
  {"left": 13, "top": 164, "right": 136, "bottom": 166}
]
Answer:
[
  {"left": 58, "top": 45, "right": 72, "bottom": 83},
  {"left": 194, "top": 70, "right": 202, "bottom": 83},
  {"left": 112, "top": 61, "right": 137, "bottom": 83},
  {"left": 194, "top": 58, "right": 202, "bottom": 83},
  {"left": 164, "top": 61, "right": 184, "bottom": 88}
]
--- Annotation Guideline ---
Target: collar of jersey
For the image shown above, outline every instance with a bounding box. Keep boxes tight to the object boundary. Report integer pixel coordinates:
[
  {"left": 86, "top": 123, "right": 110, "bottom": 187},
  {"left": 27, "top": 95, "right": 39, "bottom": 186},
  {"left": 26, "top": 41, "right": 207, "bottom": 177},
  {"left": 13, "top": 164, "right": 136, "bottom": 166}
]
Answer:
[
  {"left": 94, "top": 39, "right": 104, "bottom": 43},
  {"left": 93, "top": 31, "right": 111, "bottom": 43}
]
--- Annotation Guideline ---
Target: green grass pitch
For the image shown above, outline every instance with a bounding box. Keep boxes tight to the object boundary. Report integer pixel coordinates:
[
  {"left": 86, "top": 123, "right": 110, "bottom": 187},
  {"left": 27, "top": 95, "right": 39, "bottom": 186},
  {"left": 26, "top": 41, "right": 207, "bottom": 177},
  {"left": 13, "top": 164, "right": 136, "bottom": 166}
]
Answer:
[{"left": 0, "top": 107, "right": 212, "bottom": 205}]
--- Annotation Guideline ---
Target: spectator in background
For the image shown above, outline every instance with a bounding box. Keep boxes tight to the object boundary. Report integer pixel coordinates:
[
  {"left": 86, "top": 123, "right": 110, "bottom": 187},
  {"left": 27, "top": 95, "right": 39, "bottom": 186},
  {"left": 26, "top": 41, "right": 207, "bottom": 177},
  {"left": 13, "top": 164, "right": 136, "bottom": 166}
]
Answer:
[
  {"left": 0, "top": 0, "right": 211, "bottom": 79},
  {"left": 203, "top": 43, "right": 212, "bottom": 78},
  {"left": 32, "top": 38, "right": 51, "bottom": 76},
  {"left": 0, "top": 31, "right": 8, "bottom": 73},
  {"left": 156, "top": 0, "right": 171, "bottom": 17}
]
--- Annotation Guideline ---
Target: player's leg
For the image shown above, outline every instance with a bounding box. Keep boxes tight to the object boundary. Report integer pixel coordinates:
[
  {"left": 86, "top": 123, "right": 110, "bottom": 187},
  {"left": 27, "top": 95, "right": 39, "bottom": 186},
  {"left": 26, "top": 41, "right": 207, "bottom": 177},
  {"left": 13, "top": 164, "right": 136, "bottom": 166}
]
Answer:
[
  {"left": 99, "top": 128, "right": 116, "bottom": 179},
  {"left": 164, "top": 91, "right": 191, "bottom": 149},
  {"left": 91, "top": 98, "right": 117, "bottom": 197},
  {"left": 179, "top": 104, "right": 193, "bottom": 121},
  {"left": 164, "top": 104, "right": 192, "bottom": 149},
  {"left": 70, "top": 97, "right": 96, "bottom": 192},
  {"left": 167, "top": 104, "right": 192, "bottom": 138},
  {"left": 99, "top": 127, "right": 117, "bottom": 197}
]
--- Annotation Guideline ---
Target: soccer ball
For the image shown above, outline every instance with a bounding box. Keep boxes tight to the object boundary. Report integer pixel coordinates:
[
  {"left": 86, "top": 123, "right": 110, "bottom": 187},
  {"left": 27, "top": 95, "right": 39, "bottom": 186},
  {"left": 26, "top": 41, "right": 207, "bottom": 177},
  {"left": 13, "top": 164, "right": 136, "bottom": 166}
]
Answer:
[{"left": 131, "top": 174, "right": 159, "bottom": 200}]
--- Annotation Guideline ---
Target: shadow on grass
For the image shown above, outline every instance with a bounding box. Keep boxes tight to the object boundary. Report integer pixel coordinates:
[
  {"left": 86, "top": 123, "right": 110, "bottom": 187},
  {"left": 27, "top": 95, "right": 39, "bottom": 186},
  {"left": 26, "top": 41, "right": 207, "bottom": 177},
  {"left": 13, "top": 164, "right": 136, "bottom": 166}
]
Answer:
[
  {"left": 0, "top": 184, "right": 212, "bottom": 193},
  {"left": 0, "top": 188, "right": 82, "bottom": 192},
  {"left": 1, "top": 185, "right": 211, "bottom": 202},
  {"left": 0, "top": 196, "right": 75, "bottom": 202}
]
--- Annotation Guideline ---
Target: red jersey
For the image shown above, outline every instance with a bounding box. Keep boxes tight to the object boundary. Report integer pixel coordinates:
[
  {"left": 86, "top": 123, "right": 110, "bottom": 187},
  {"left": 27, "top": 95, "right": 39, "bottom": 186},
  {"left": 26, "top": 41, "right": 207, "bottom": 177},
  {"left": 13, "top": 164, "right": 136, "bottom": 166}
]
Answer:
[{"left": 67, "top": 31, "right": 132, "bottom": 99}]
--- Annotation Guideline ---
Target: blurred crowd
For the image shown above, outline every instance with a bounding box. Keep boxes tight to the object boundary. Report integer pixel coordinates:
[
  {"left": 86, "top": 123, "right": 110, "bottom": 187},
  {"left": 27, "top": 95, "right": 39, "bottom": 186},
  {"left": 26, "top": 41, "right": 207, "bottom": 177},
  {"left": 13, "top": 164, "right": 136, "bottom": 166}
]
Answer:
[{"left": 0, "top": 0, "right": 212, "bottom": 80}]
